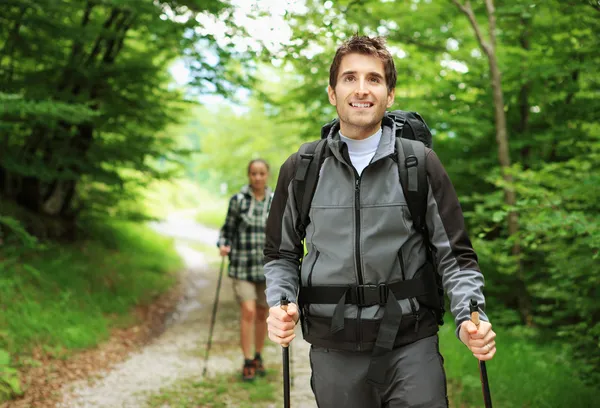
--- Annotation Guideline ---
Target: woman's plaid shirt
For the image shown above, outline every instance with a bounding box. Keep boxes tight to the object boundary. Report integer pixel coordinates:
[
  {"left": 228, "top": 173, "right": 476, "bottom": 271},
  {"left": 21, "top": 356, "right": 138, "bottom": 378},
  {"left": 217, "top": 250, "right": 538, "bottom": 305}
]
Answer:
[{"left": 217, "top": 185, "right": 273, "bottom": 282}]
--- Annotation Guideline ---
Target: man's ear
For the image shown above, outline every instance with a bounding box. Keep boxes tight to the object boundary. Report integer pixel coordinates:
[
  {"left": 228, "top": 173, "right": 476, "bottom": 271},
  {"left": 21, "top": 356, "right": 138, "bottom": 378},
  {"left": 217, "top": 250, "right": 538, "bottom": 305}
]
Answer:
[
  {"left": 327, "top": 85, "right": 337, "bottom": 106},
  {"left": 387, "top": 89, "right": 395, "bottom": 108}
]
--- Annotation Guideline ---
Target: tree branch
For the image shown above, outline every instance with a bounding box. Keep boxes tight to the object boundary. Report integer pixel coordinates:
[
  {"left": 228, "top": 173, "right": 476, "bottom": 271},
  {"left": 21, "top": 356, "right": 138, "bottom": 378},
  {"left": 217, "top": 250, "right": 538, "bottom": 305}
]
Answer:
[
  {"left": 85, "top": 7, "right": 121, "bottom": 67},
  {"left": 342, "top": 0, "right": 364, "bottom": 14},
  {"left": 102, "top": 10, "right": 134, "bottom": 65},
  {"left": 485, "top": 0, "right": 497, "bottom": 52},
  {"left": 451, "top": 0, "right": 491, "bottom": 56},
  {"left": 58, "top": 1, "right": 95, "bottom": 91},
  {"left": 112, "top": 13, "right": 136, "bottom": 61},
  {"left": 391, "top": 35, "right": 447, "bottom": 53}
]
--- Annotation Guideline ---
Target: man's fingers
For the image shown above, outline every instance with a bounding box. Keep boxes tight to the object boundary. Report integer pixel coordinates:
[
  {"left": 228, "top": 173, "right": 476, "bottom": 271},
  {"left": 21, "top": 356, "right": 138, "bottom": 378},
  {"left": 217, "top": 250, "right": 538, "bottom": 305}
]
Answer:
[
  {"left": 271, "top": 304, "right": 297, "bottom": 322},
  {"left": 268, "top": 330, "right": 296, "bottom": 345},
  {"left": 472, "top": 340, "right": 496, "bottom": 355},
  {"left": 482, "top": 329, "right": 496, "bottom": 344},
  {"left": 470, "top": 330, "right": 496, "bottom": 348},
  {"left": 269, "top": 306, "right": 290, "bottom": 320},
  {"left": 285, "top": 302, "right": 299, "bottom": 317},
  {"left": 463, "top": 320, "right": 478, "bottom": 334},
  {"left": 473, "top": 343, "right": 497, "bottom": 361},
  {"left": 266, "top": 315, "right": 295, "bottom": 331},
  {"left": 467, "top": 321, "right": 492, "bottom": 340},
  {"left": 268, "top": 323, "right": 294, "bottom": 338}
]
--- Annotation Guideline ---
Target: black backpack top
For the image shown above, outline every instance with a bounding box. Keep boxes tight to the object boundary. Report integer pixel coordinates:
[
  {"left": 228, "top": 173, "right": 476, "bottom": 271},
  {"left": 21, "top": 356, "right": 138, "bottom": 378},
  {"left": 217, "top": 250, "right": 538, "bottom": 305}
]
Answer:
[{"left": 292, "top": 110, "right": 445, "bottom": 325}]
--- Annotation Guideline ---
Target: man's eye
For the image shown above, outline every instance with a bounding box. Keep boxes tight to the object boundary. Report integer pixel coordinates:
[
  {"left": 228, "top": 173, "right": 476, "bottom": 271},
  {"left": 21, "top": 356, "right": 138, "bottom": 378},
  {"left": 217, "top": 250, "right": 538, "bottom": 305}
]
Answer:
[
  {"left": 344, "top": 76, "right": 355, "bottom": 82},
  {"left": 370, "top": 77, "right": 381, "bottom": 83}
]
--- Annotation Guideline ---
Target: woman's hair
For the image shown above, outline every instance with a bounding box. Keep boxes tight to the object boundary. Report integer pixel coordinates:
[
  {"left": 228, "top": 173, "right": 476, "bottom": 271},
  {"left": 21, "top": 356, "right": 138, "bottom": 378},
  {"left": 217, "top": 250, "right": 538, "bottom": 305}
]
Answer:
[{"left": 247, "top": 158, "right": 270, "bottom": 174}]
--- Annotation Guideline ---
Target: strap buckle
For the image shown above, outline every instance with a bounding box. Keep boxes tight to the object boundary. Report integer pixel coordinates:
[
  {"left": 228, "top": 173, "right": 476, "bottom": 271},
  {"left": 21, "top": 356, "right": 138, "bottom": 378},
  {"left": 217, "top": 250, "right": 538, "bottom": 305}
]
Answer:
[
  {"left": 295, "top": 153, "right": 314, "bottom": 181},
  {"left": 405, "top": 155, "right": 418, "bottom": 168},
  {"left": 355, "top": 284, "right": 388, "bottom": 307}
]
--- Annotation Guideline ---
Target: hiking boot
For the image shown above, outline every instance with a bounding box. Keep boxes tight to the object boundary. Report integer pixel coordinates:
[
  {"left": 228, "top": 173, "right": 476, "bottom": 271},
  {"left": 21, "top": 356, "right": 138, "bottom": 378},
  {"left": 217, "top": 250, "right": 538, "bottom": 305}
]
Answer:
[
  {"left": 252, "top": 356, "right": 266, "bottom": 377},
  {"left": 242, "top": 359, "right": 256, "bottom": 382}
]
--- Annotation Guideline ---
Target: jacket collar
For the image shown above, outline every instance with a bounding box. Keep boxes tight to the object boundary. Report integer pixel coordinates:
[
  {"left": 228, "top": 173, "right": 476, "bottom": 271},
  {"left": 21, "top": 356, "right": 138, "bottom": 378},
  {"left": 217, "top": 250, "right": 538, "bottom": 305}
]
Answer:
[
  {"left": 323, "top": 114, "right": 396, "bottom": 165},
  {"left": 241, "top": 184, "right": 272, "bottom": 199}
]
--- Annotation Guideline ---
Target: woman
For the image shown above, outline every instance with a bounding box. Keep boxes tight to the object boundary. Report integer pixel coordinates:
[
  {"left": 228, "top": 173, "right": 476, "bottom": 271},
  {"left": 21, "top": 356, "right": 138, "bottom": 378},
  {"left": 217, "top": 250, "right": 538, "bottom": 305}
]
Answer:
[{"left": 217, "top": 158, "right": 273, "bottom": 382}]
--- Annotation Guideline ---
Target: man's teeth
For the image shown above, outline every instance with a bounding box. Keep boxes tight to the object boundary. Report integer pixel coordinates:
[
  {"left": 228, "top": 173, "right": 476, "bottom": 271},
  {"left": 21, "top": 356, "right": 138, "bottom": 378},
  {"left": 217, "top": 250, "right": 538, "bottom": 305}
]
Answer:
[{"left": 352, "top": 103, "right": 371, "bottom": 108}]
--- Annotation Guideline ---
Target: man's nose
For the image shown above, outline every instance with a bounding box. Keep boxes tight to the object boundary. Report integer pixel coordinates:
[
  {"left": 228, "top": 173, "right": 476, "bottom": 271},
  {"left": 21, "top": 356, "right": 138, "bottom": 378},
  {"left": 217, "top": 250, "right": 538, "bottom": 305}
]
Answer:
[{"left": 354, "top": 78, "right": 369, "bottom": 96}]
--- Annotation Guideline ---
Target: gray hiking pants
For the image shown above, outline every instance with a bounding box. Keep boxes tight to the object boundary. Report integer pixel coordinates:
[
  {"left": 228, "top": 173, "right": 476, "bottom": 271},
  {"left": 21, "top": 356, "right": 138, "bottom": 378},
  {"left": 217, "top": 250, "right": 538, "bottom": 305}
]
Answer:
[{"left": 309, "top": 335, "right": 449, "bottom": 408}]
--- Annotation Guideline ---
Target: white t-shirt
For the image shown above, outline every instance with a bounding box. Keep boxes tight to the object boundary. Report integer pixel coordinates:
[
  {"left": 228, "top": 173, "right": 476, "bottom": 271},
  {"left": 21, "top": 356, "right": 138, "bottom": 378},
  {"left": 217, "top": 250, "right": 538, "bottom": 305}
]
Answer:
[{"left": 339, "top": 128, "right": 382, "bottom": 176}]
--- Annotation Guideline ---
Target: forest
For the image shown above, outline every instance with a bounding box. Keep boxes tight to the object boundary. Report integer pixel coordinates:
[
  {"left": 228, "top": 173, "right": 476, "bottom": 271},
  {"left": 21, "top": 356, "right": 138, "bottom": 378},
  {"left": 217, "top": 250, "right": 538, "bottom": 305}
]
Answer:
[{"left": 1, "top": 0, "right": 598, "bottom": 406}]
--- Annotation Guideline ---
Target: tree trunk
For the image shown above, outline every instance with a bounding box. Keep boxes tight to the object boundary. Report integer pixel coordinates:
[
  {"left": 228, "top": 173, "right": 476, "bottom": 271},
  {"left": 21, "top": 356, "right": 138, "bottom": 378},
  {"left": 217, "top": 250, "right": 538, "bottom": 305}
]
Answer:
[
  {"left": 0, "top": 165, "right": 5, "bottom": 193},
  {"left": 45, "top": 5, "right": 131, "bottom": 219},
  {"left": 42, "top": 180, "right": 72, "bottom": 216},
  {"left": 452, "top": 0, "right": 531, "bottom": 324},
  {"left": 518, "top": 18, "right": 531, "bottom": 166},
  {"left": 16, "top": 175, "right": 41, "bottom": 212}
]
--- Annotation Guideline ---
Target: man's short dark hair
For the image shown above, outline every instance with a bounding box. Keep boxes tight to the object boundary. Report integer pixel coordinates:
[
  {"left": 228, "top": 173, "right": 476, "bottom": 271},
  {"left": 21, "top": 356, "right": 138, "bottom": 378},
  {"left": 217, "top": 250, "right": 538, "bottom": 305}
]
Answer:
[{"left": 329, "top": 35, "right": 397, "bottom": 93}]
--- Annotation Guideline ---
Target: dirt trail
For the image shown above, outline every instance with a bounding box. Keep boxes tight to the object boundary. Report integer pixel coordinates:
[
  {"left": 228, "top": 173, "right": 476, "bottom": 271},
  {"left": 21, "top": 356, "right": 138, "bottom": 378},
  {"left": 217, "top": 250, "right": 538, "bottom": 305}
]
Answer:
[{"left": 57, "top": 210, "right": 317, "bottom": 408}]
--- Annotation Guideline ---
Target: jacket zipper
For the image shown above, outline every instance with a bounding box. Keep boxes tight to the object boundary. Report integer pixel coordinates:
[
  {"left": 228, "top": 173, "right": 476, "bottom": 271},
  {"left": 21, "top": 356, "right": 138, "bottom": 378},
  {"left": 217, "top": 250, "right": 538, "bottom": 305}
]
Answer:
[
  {"left": 304, "top": 249, "right": 320, "bottom": 334},
  {"left": 307, "top": 250, "right": 320, "bottom": 287},
  {"left": 354, "top": 175, "right": 364, "bottom": 349},
  {"left": 399, "top": 250, "right": 420, "bottom": 333}
]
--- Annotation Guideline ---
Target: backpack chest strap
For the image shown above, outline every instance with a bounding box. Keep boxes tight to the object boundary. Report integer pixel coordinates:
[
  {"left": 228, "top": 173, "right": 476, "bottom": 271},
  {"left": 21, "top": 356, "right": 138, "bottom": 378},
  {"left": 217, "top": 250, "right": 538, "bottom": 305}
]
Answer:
[{"left": 298, "top": 274, "right": 432, "bottom": 307}]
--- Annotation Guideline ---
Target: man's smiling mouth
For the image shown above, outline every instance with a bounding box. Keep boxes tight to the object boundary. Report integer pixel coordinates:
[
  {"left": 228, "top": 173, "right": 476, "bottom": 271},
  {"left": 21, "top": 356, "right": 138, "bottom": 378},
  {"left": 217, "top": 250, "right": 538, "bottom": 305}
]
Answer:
[{"left": 350, "top": 102, "right": 374, "bottom": 108}]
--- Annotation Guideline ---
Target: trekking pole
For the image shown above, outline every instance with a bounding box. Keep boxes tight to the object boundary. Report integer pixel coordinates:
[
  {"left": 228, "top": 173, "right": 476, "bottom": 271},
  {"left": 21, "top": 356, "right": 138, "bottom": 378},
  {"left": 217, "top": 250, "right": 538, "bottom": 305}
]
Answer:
[
  {"left": 202, "top": 256, "right": 225, "bottom": 377},
  {"left": 470, "top": 299, "right": 493, "bottom": 408},
  {"left": 290, "top": 338, "right": 294, "bottom": 388},
  {"left": 280, "top": 295, "right": 291, "bottom": 408}
]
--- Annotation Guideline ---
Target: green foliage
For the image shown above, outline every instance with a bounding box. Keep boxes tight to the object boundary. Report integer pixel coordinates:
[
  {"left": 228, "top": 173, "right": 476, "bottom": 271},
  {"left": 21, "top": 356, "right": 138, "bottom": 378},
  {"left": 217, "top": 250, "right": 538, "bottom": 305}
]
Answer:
[
  {"left": 0, "top": 213, "right": 38, "bottom": 249},
  {"left": 0, "top": 219, "right": 181, "bottom": 404},
  {"left": 0, "top": 0, "right": 252, "bottom": 236},
  {"left": 0, "top": 349, "right": 22, "bottom": 402},
  {"left": 189, "top": 70, "right": 310, "bottom": 195},
  {"left": 191, "top": 188, "right": 228, "bottom": 229},
  {"left": 1, "top": 0, "right": 599, "bottom": 397},
  {"left": 439, "top": 319, "right": 600, "bottom": 407}
]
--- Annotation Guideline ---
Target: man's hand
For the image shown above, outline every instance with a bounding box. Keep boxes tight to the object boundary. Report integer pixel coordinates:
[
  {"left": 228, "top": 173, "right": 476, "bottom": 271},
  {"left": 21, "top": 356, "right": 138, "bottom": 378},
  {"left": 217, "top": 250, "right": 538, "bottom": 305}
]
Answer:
[
  {"left": 219, "top": 245, "right": 230, "bottom": 257},
  {"left": 267, "top": 302, "right": 299, "bottom": 346},
  {"left": 459, "top": 320, "right": 496, "bottom": 361}
]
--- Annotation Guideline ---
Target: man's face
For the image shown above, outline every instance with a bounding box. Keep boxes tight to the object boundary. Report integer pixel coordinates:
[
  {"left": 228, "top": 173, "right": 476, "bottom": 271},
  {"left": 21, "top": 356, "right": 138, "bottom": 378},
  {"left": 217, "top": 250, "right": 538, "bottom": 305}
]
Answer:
[{"left": 328, "top": 53, "right": 395, "bottom": 140}]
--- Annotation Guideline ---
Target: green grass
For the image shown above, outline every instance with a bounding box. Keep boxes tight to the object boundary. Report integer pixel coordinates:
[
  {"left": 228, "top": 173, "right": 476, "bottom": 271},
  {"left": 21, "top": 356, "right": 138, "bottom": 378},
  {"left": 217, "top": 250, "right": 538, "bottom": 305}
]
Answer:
[
  {"left": 439, "top": 320, "right": 599, "bottom": 407},
  {"left": 146, "top": 369, "right": 278, "bottom": 408},
  {"left": 0, "top": 220, "right": 182, "bottom": 401}
]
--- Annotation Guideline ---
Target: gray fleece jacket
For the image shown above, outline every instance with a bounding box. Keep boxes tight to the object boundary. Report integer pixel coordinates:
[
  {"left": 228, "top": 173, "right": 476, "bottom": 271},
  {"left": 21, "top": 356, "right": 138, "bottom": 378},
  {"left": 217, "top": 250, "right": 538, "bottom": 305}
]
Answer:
[{"left": 264, "top": 119, "right": 488, "bottom": 339}]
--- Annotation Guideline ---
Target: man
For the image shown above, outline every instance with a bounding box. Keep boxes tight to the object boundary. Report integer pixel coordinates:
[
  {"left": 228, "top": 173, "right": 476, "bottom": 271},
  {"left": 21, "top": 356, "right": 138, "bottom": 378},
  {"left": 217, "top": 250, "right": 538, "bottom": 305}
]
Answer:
[{"left": 264, "top": 35, "right": 496, "bottom": 408}]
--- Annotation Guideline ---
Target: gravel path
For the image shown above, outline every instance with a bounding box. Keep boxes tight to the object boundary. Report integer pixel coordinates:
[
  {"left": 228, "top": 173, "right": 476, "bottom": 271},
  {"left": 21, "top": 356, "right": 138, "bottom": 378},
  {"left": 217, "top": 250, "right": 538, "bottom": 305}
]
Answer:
[{"left": 57, "top": 211, "right": 317, "bottom": 408}]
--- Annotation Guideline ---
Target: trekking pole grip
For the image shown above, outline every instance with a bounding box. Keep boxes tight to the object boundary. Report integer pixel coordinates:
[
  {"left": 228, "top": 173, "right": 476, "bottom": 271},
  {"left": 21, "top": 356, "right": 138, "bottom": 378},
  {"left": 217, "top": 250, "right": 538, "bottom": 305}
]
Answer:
[
  {"left": 280, "top": 295, "right": 290, "bottom": 348},
  {"left": 470, "top": 299, "right": 480, "bottom": 327},
  {"left": 470, "top": 298, "right": 493, "bottom": 408}
]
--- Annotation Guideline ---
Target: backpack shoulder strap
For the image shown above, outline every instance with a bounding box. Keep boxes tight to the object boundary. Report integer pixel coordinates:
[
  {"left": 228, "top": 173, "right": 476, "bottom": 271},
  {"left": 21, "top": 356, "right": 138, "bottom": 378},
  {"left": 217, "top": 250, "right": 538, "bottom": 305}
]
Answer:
[
  {"left": 396, "top": 138, "right": 428, "bottom": 237},
  {"left": 397, "top": 138, "right": 447, "bottom": 325},
  {"left": 293, "top": 139, "right": 329, "bottom": 237}
]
